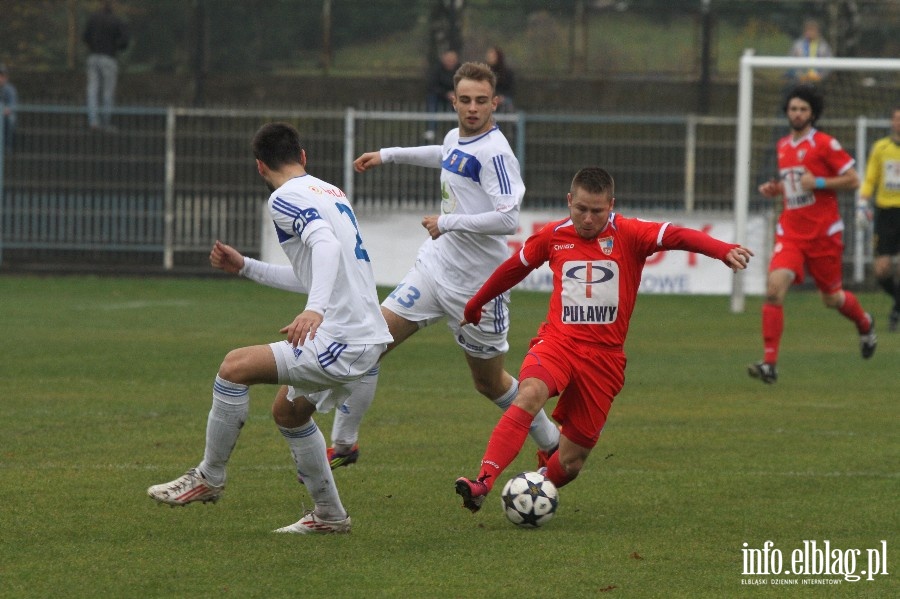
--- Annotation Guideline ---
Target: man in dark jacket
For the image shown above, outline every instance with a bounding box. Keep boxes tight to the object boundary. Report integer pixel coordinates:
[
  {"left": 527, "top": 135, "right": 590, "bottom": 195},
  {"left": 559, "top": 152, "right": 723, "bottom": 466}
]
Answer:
[
  {"left": 423, "top": 49, "right": 460, "bottom": 141},
  {"left": 83, "top": 0, "right": 129, "bottom": 130},
  {"left": 0, "top": 63, "right": 17, "bottom": 152}
]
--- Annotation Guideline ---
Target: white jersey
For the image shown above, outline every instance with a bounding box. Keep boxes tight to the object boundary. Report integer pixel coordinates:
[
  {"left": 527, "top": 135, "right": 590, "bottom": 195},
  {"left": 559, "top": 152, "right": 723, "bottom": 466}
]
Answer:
[
  {"left": 381, "top": 125, "right": 523, "bottom": 293},
  {"left": 268, "top": 174, "right": 392, "bottom": 345}
]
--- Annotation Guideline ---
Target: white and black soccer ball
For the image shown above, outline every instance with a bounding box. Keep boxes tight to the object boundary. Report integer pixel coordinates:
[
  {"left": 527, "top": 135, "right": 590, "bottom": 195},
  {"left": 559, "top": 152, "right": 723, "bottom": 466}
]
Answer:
[{"left": 500, "top": 471, "right": 559, "bottom": 528}]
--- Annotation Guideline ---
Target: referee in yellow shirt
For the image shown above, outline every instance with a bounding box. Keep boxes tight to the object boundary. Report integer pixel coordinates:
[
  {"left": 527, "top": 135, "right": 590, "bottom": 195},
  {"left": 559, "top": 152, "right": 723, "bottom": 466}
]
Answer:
[{"left": 860, "top": 106, "right": 900, "bottom": 331}]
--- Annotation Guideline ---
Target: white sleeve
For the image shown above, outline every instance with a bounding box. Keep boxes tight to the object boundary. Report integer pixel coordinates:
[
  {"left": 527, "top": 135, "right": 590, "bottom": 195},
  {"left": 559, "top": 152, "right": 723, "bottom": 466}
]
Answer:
[
  {"left": 437, "top": 209, "right": 519, "bottom": 235},
  {"left": 380, "top": 145, "right": 443, "bottom": 168},
  {"left": 436, "top": 149, "right": 523, "bottom": 235},
  {"left": 240, "top": 257, "right": 308, "bottom": 294},
  {"left": 303, "top": 226, "right": 341, "bottom": 315}
]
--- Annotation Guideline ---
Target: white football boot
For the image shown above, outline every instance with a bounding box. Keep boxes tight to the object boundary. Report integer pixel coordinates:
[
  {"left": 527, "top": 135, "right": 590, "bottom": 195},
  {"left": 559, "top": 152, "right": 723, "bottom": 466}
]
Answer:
[
  {"left": 274, "top": 510, "right": 351, "bottom": 534},
  {"left": 147, "top": 468, "right": 224, "bottom": 506}
]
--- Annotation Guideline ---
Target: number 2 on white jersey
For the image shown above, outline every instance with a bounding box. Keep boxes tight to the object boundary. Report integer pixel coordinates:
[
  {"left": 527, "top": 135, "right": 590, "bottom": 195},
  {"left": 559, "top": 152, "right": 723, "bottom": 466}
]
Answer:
[{"left": 335, "top": 202, "right": 370, "bottom": 262}]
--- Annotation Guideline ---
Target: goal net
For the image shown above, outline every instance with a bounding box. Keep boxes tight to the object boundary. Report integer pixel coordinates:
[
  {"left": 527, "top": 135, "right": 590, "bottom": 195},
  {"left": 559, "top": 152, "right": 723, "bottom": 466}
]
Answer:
[{"left": 731, "top": 52, "right": 900, "bottom": 312}]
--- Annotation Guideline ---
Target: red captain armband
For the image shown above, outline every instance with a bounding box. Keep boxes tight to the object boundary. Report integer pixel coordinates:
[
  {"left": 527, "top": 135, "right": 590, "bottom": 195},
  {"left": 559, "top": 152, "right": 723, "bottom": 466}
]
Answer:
[
  {"left": 662, "top": 225, "right": 736, "bottom": 264},
  {"left": 464, "top": 253, "right": 535, "bottom": 325}
]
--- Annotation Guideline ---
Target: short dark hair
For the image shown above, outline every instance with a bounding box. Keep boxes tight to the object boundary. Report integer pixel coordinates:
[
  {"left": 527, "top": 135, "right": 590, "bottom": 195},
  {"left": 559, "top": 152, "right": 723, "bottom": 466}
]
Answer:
[
  {"left": 453, "top": 61, "right": 497, "bottom": 94},
  {"left": 571, "top": 167, "right": 615, "bottom": 196},
  {"left": 783, "top": 84, "right": 825, "bottom": 124},
  {"left": 252, "top": 122, "right": 303, "bottom": 170}
]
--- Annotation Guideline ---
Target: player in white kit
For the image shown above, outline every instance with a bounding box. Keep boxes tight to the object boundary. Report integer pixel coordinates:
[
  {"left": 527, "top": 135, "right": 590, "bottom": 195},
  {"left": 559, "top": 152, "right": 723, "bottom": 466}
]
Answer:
[
  {"left": 147, "top": 122, "right": 392, "bottom": 534},
  {"left": 342, "top": 61, "right": 560, "bottom": 464},
  {"left": 213, "top": 63, "right": 560, "bottom": 470}
]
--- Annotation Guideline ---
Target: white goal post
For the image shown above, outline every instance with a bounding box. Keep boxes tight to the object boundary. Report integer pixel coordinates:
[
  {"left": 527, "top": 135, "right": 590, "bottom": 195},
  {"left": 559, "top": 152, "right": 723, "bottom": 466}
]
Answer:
[{"left": 731, "top": 51, "right": 900, "bottom": 313}]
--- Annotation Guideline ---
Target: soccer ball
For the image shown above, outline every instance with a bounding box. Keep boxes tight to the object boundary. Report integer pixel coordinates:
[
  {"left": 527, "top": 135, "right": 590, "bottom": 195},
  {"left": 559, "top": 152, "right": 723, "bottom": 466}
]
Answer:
[{"left": 500, "top": 471, "right": 559, "bottom": 528}]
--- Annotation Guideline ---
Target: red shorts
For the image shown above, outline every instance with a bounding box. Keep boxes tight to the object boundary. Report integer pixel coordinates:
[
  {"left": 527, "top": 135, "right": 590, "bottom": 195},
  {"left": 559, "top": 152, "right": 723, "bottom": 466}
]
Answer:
[
  {"left": 769, "top": 232, "right": 844, "bottom": 294},
  {"left": 519, "top": 329, "right": 626, "bottom": 449}
]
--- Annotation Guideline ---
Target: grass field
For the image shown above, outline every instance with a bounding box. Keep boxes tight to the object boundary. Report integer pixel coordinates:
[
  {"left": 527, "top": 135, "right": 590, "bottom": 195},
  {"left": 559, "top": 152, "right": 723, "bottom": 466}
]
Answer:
[{"left": 1, "top": 275, "right": 896, "bottom": 598}]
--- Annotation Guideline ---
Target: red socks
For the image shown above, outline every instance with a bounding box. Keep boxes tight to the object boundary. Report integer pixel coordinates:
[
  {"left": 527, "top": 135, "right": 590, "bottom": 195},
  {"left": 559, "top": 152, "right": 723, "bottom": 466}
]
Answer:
[
  {"left": 762, "top": 291, "right": 871, "bottom": 365},
  {"left": 761, "top": 303, "right": 784, "bottom": 365},
  {"left": 544, "top": 450, "right": 576, "bottom": 489},
  {"left": 477, "top": 405, "right": 533, "bottom": 491},
  {"left": 475, "top": 406, "right": 579, "bottom": 491},
  {"left": 837, "top": 291, "right": 871, "bottom": 333}
]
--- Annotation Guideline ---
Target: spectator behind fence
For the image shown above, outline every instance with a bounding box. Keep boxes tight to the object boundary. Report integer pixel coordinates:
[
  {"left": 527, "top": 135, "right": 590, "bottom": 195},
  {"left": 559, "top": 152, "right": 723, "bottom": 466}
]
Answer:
[
  {"left": 764, "top": 18, "right": 834, "bottom": 180},
  {"left": 485, "top": 46, "right": 516, "bottom": 113},
  {"left": 788, "top": 18, "right": 833, "bottom": 85},
  {"left": 83, "top": 0, "right": 129, "bottom": 131},
  {"left": 424, "top": 49, "right": 460, "bottom": 141},
  {"left": 0, "top": 63, "right": 17, "bottom": 152}
]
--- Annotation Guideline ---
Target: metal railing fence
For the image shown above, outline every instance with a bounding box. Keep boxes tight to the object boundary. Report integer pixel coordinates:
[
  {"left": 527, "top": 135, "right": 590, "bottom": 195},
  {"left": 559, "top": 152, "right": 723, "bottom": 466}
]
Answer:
[{"left": 0, "top": 104, "right": 890, "bottom": 273}]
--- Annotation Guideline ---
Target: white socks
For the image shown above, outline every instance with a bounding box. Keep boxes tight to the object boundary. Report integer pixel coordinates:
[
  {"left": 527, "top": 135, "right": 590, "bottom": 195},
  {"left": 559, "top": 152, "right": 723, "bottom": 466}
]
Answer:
[
  {"left": 331, "top": 366, "right": 379, "bottom": 453},
  {"left": 198, "top": 376, "right": 249, "bottom": 487},
  {"left": 278, "top": 420, "right": 346, "bottom": 521}
]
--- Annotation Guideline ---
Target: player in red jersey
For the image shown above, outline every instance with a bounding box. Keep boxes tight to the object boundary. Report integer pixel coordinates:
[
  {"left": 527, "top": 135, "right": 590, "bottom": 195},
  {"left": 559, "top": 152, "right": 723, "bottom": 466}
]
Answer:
[
  {"left": 749, "top": 85, "right": 876, "bottom": 385},
  {"left": 454, "top": 167, "right": 753, "bottom": 512}
]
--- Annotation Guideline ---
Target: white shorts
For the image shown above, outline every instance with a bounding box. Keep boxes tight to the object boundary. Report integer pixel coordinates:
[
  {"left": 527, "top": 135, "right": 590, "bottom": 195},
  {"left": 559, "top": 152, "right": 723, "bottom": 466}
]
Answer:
[
  {"left": 381, "top": 260, "right": 509, "bottom": 358},
  {"left": 269, "top": 335, "right": 388, "bottom": 413}
]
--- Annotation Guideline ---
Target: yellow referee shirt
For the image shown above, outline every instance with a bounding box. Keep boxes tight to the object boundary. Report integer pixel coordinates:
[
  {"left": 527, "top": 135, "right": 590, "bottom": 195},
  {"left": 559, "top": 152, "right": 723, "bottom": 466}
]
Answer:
[{"left": 861, "top": 137, "right": 900, "bottom": 208}]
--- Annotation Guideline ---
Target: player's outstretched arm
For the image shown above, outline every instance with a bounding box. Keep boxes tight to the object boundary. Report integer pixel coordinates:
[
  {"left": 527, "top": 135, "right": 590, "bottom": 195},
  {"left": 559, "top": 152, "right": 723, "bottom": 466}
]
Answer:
[
  {"left": 662, "top": 225, "right": 753, "bottom": 271},
  {"left": 210, "top": 240, "right": 245, "bottom": 274},
  {"left": 353, "top": 151, "right": 383, "bottom": 173},
  {"left": 212, "top": 239, "right": 307, "bottom": 293},
  {"left": 723, "top": 246, "right": 754, "bottom": 272}
]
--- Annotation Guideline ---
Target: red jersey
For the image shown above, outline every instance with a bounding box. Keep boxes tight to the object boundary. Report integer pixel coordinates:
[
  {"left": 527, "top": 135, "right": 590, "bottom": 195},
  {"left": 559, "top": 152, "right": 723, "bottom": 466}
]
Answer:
[
  {"left": 776, "top": 128, "right": 855, "bottom": 241},
  {"left": 519, "top": 213, "right": 667, "bottom": 349},
  {"left": 464, "top": 213, "right": 736, "bottom": 351}
]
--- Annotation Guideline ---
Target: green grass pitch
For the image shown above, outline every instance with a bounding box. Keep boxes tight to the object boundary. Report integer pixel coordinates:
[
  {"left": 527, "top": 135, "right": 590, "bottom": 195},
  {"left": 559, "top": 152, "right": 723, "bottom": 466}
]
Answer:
[{"left": 1, "top": 275, "right": 896, "bottom": 598}]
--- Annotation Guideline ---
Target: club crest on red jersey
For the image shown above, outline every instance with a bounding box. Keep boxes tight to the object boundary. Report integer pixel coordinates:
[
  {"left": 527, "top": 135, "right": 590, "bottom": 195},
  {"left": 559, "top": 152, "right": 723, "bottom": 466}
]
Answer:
[
  {"left": 797, "top": 149, "right": 807, "bottom": 161},
  {"left": 598, "top": 236, "right": 614, "bottom": 255}
]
